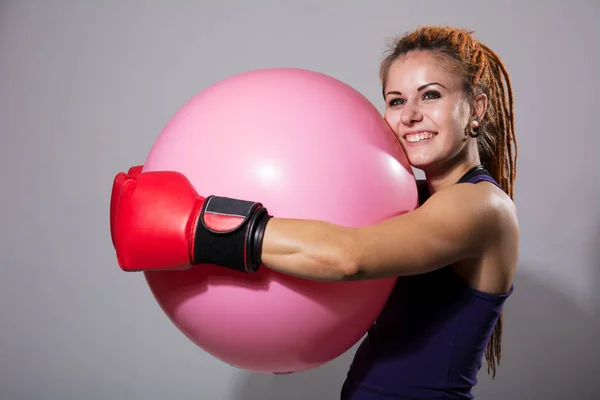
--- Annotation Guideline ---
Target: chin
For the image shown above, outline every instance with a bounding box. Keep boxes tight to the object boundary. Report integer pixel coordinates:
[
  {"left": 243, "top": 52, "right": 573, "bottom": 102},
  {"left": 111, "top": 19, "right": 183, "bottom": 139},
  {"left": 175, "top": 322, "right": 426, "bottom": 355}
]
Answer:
[
  {"left": 405, "top": 154, "right": 435, "bottom": 170},
  {"left": 400, "top": 136, "right": 441, "bottom": 169}
]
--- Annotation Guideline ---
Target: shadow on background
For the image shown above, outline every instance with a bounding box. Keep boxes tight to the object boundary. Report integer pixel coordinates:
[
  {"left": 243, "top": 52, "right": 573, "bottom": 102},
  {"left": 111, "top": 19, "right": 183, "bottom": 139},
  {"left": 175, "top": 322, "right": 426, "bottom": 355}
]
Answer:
[
  {"left": 595, "top": 221, "right": 600, "bottom": 315},
  {"left": 230, "top": 345, "right": 356, "bottom": 400},
  {"left": 232, "top": 265, "right": 600, "bottom": 400},
  {"left": 473, "top": 265, "right": 599, "bottom": 399}
]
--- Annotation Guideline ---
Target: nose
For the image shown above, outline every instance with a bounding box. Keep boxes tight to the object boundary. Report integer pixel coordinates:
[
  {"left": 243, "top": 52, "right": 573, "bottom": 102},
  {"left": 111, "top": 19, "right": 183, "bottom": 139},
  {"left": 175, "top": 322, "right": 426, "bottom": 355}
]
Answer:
[{"left": 400, "top": 103, "right": 423, "bottom": 126}]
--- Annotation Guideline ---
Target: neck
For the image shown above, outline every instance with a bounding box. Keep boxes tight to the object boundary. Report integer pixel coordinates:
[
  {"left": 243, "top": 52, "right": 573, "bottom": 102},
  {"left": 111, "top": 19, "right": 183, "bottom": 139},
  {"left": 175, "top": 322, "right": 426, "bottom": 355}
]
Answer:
[{"left": 424, "top": 149, "right": 481, "bottom": 195}]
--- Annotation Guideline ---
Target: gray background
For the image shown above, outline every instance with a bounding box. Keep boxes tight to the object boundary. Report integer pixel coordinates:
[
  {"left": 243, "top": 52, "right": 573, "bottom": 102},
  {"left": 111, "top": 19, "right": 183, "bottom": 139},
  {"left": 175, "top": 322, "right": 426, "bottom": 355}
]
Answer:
[{"left": 1, "top": 1, "right": 598, "bottom": 399}]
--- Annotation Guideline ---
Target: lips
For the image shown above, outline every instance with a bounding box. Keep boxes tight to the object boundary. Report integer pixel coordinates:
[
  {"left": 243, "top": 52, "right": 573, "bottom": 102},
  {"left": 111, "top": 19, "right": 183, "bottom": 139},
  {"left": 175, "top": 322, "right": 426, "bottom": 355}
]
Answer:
[{"left": 404, "top": 131, "right": 437, "bottom": 143}]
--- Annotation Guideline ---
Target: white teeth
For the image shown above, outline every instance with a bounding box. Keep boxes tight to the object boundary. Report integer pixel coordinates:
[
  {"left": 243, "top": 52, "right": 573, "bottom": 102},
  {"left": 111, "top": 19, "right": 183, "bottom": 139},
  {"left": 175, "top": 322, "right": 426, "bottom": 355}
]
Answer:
[{"left": 406, "top": 132, "right": 435, "bottom": 143}]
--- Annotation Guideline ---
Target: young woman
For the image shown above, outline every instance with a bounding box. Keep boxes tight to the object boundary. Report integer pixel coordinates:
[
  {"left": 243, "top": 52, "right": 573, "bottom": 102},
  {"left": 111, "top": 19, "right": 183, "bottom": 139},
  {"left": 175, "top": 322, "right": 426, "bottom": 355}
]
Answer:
[{"left": 111, "top": 26, "right": 519, "bottom": 399}]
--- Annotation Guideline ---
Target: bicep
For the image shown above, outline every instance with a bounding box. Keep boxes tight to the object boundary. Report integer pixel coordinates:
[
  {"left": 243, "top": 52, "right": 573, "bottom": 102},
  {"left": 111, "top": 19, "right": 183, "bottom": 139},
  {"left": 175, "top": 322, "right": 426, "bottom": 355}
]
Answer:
[{"left": 352, "top": 185, "right": 501, "bottom": 279}]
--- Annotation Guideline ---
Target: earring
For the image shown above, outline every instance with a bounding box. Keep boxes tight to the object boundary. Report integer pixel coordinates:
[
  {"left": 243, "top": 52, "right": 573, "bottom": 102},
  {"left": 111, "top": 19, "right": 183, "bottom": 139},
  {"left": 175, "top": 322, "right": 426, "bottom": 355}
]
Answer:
[{"left": 469, "top": 118, "right": 481, "bottom": 138}]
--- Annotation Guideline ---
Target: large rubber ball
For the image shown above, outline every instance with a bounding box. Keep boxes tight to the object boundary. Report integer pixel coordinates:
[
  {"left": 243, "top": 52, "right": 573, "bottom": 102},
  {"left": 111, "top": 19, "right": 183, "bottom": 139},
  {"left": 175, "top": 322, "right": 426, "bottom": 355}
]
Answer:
[{"left": 141, "top": 68, "right": 418, "bottom": 374}]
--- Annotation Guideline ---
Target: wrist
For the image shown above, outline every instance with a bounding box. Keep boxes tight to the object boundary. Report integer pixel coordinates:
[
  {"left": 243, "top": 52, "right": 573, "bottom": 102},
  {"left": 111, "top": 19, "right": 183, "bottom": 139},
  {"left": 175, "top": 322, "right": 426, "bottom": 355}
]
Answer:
[
  {"left": 192, "top": 195, "right": 271, "bottom": 273},
  {"left": 250, "top": 211, "right": 272, "bottom": 271}
]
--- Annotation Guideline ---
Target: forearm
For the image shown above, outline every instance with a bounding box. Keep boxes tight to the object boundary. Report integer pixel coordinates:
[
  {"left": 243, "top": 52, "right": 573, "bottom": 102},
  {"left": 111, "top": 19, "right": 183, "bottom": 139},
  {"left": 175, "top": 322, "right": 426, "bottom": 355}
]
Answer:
[{"left": 260, "top": 218, "right": 360, "bottom": 281}]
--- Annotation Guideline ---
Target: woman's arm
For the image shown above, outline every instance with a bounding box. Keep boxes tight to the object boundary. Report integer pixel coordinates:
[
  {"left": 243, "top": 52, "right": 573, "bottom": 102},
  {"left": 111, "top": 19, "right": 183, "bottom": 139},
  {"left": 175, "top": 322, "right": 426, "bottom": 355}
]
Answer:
[{"left": 260, "top": 183, "right": 517, "bottom": 281}]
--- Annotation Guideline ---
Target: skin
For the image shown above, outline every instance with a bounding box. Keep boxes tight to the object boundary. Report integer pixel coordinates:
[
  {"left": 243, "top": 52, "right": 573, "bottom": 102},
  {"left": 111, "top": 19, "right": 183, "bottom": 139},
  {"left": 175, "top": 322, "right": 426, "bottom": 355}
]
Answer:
[{"left": 260, "top": 50, "right": 519, "bottom": 295}]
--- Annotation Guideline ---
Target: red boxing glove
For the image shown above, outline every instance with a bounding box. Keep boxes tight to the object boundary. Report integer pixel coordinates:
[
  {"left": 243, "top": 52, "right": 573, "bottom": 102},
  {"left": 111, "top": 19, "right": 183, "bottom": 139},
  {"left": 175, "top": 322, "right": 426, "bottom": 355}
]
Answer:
[
  {"left": 110, "top": 165, "right": 143, "bottom": 247},
  {"left": 111, "top": 168, "right": 271, "bottom": 273}
]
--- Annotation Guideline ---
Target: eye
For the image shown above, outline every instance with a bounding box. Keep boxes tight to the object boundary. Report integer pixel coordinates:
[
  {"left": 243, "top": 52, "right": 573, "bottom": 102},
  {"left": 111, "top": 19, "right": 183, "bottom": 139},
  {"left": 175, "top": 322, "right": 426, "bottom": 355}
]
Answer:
[
  {"left": 422, "top": 90, "right": 441, "bottom": 100},
  {"left": 388, "top": 98, "right": 405, "bottom": 107}
]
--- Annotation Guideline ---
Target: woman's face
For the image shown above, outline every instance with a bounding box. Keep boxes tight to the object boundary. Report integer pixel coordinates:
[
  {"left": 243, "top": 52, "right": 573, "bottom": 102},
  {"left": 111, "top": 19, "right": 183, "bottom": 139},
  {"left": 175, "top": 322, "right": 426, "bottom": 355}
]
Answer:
[{"left": 383, "top": 50, "right": 478, "bottom": 171}]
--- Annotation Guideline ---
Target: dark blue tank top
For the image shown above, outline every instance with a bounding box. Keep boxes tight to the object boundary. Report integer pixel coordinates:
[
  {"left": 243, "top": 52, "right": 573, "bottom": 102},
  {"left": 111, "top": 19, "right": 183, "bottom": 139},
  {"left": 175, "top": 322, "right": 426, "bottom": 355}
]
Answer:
[{"left": 341, "top": 166, "right": 514, "bottom": 400}]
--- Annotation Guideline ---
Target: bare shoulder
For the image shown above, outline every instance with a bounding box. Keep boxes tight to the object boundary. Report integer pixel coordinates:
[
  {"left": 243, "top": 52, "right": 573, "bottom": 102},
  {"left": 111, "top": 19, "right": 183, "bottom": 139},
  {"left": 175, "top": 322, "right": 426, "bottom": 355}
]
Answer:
[{"left": 422, "top": 181, "right": 519, "bottom": 246}]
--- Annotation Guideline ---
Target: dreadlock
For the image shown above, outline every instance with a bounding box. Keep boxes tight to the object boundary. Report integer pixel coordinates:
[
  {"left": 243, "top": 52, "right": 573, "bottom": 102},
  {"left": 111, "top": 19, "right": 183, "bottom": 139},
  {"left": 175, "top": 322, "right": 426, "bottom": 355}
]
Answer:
[{"left": 379, "top": 26, "right": 518, "bottom": 377}]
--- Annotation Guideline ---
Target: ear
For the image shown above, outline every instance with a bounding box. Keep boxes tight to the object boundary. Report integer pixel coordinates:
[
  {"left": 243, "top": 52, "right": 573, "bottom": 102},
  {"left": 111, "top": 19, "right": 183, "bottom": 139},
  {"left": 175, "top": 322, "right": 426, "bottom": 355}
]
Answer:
[{"left": 474, "top": 93, "right": 488, "bottom": 120}]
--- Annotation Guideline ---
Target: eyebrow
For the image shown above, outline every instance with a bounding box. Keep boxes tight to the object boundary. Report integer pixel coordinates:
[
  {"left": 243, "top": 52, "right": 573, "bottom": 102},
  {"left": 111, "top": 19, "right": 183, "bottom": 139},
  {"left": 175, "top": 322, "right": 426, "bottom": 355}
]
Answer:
[{"left": 384, "top": 82, "right": 447, "bottom": 97}]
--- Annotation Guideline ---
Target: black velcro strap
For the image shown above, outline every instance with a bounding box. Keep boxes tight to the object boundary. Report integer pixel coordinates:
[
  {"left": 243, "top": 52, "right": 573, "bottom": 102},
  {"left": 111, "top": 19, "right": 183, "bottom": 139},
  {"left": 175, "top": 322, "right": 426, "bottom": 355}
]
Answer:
[
  {"left": 201, "top": 196, "right": 262, "bottom": 234},
  {"left": 193, "top": 196, "right": 269, "bottom": 273}
]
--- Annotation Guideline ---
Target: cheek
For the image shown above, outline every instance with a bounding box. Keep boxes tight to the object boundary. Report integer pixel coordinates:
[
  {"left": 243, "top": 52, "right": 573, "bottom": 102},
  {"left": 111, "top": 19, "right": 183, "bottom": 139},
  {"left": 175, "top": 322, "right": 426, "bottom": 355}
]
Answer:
[
  {"left": 384, "top": 111, "right": 401, "bottom": 132},
  {"left": 429, "top": 103, "right": 467, "bottom": 134},
  {"left": 452, "top": 100, "right": 471, "bottom": 130}
]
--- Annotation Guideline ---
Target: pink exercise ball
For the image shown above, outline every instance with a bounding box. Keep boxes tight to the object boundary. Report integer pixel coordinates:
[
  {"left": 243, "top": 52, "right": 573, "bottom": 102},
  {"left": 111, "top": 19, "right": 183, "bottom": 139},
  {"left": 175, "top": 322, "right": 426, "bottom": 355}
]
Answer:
[{"left": 141, "top": 67, "right": 418, "bottom": 374}]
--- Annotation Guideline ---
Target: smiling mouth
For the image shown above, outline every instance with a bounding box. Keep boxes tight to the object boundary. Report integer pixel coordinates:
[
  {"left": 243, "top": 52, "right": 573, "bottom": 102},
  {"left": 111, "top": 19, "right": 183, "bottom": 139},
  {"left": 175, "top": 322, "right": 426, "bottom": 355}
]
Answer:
[{"left": 405, "top": 131, "right": 437, "bottom": 143}]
